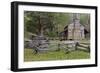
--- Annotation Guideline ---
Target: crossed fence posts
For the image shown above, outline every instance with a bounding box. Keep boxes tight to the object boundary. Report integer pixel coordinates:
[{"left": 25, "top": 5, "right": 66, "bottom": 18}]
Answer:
[
  {"left": 58, "top": 41, "right": 90, "bottom": 53},
  {"left": 28, "top": 39, "right": 90, "bottom": 54}
]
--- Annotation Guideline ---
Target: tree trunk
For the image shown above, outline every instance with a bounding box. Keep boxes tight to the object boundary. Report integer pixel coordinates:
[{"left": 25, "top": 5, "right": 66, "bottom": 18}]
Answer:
[{"left": 38, "top": 15, "right": 44, "bottom": 36}]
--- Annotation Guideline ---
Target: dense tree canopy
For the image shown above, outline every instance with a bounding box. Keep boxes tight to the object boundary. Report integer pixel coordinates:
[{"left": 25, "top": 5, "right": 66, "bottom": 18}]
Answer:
[{"left": 24, "top": 11, "right": 90, "bottom": 39}]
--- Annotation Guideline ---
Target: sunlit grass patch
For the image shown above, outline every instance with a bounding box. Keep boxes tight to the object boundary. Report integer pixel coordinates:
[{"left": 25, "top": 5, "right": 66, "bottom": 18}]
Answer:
[{"left": 24, "top": 48, "right": 90, "bottom": 62}]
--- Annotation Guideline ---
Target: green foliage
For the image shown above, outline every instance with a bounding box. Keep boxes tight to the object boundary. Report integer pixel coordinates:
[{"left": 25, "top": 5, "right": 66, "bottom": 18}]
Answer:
[
  {"left": 24, "top": 11, "right": 90, "bottom": 39},
  {"left": 80, "top": 14, "right": 90, "bottom": 25}
]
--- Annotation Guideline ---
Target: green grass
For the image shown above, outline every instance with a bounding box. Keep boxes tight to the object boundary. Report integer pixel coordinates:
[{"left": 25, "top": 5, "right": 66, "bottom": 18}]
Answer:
[{"left": 24, "top": 48, "right": 90, "bottom": 62}]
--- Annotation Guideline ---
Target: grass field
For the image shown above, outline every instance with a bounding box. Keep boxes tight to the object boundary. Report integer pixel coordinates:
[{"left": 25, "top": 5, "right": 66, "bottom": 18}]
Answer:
[{"left": 24, "top": 48, "right": 90, "bottom": 62}]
